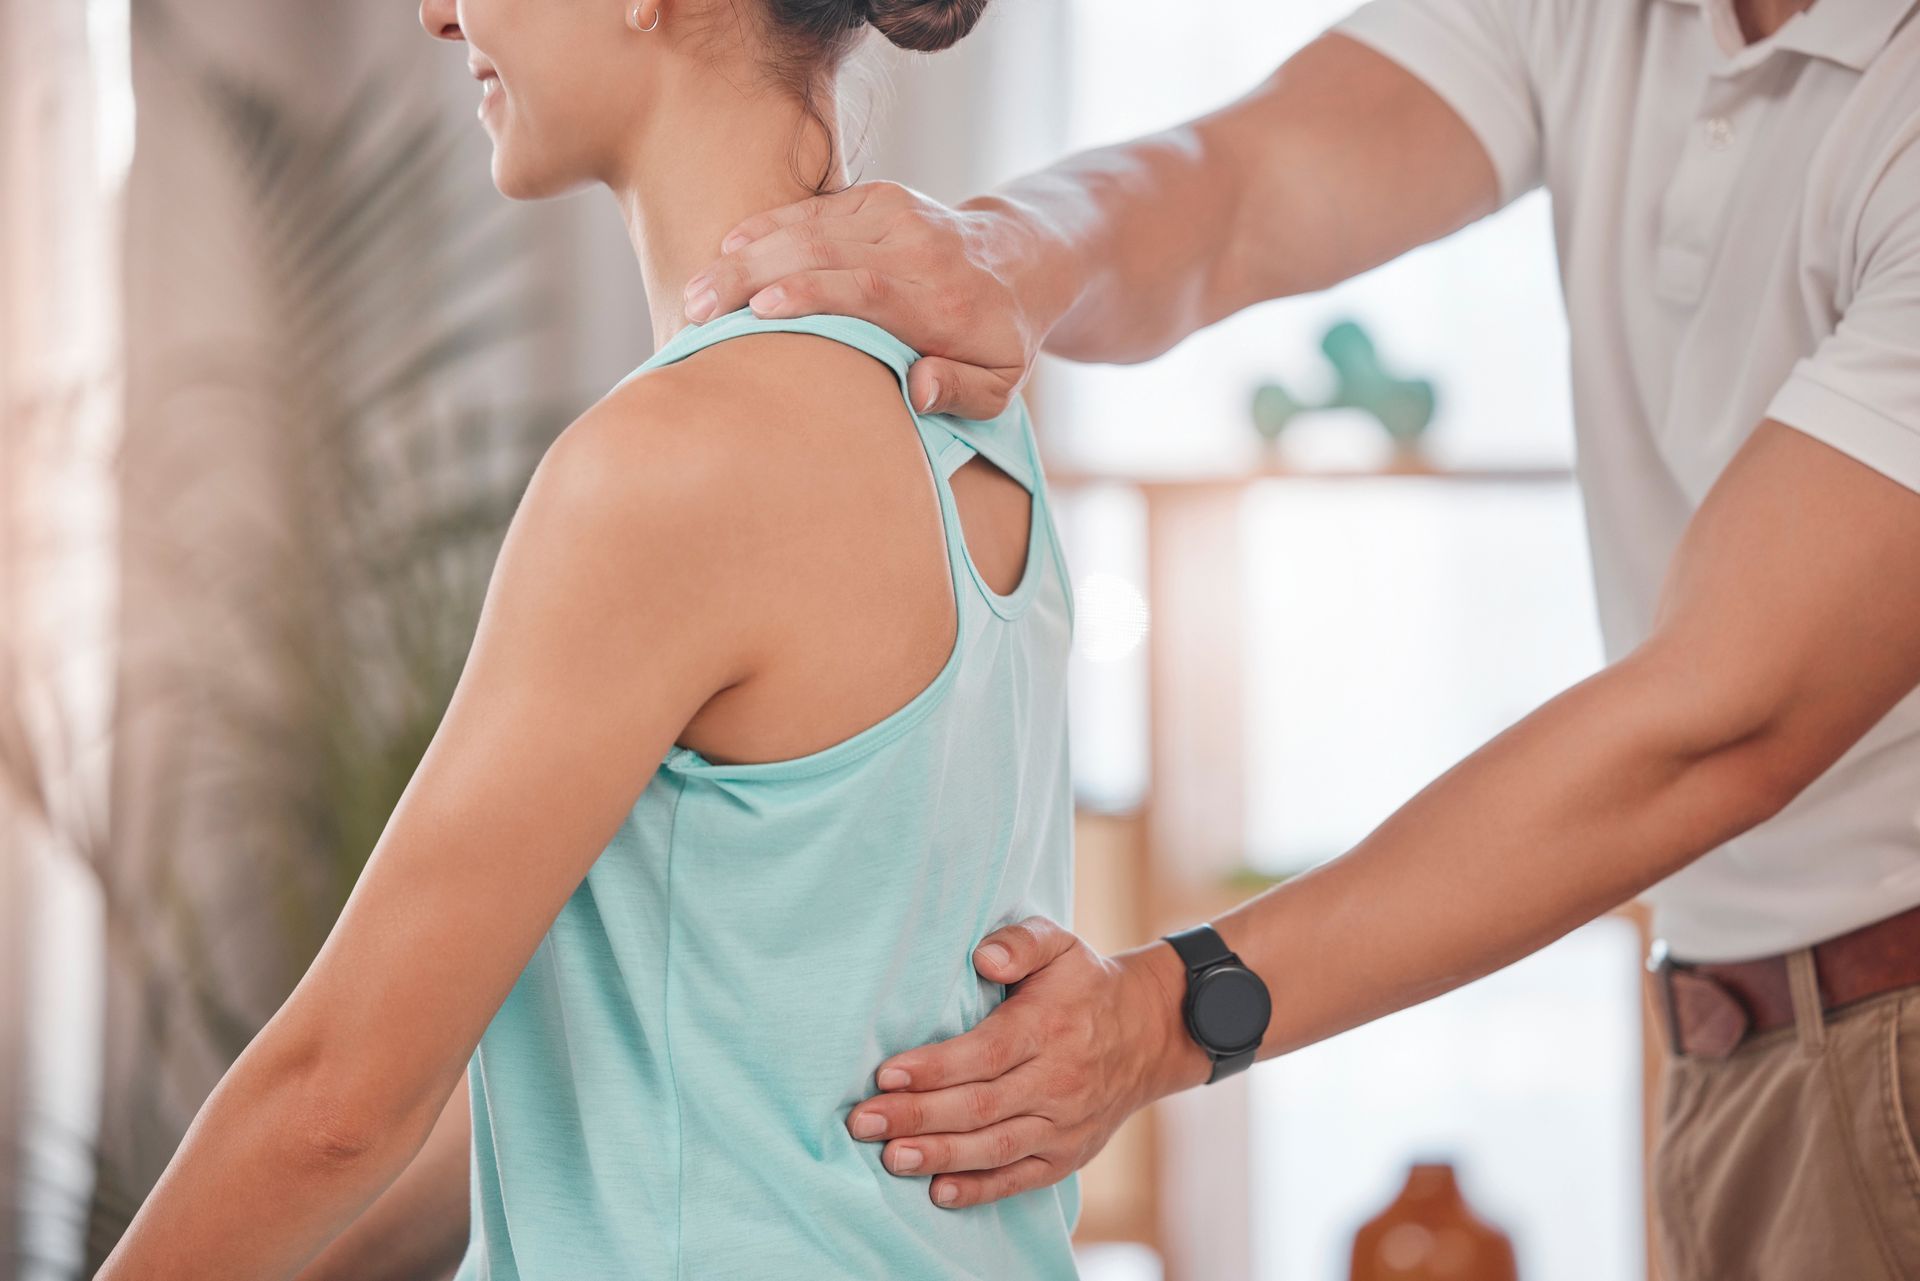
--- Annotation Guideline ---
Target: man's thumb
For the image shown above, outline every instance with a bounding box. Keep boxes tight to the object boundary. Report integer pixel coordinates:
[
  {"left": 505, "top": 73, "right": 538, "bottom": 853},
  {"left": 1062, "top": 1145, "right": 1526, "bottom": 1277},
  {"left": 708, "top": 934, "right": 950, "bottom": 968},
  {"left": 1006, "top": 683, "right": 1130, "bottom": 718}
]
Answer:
[
  {"left": 907, "top": 357, "right": 1015, "bottom": 422},
  {"left": 973, "top": 915, "right": 1074, "bottom": 984}
]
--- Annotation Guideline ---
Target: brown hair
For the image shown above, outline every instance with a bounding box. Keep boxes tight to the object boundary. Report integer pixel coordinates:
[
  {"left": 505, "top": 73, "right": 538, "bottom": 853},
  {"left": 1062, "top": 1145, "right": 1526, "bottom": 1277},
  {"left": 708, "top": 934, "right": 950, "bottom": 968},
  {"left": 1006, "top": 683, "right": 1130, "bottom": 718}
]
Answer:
[{"left": 736, "top": 0, "right": 992, "bottom": 192}]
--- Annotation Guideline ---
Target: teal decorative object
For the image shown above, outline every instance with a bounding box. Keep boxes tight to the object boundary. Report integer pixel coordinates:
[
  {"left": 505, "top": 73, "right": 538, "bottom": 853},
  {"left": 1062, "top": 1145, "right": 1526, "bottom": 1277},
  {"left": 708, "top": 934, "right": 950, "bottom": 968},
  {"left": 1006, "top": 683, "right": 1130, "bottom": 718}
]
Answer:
[
  {"left": 1249, "top": 319, "right": 1439, "bottom": 448},
  {"left": 1250, "top": 382, "right": 1305, "bottom": 443}
]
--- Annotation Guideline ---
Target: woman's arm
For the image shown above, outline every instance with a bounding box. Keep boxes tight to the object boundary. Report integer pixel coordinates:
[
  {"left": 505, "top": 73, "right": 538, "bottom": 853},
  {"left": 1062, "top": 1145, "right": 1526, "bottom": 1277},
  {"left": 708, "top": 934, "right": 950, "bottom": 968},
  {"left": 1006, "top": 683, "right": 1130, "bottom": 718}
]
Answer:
[
  {"left": 290, "top": 1077, "right": 470, "bottom": 1281},
  {"left": 681, "top": 33, "right": 1500, "bottom": 417},
  {"left": 97, "top": 380, "right": 764, "bottom": 1280}
]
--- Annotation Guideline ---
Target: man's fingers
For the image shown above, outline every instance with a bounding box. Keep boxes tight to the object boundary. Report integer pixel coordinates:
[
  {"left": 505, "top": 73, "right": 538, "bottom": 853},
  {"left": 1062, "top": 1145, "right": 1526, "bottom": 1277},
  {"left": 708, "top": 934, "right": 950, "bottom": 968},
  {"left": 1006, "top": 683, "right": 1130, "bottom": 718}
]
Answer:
[
  {"left": 743, "top": 266, "right": 917, "bottom": 324},
  {"left": 848, "top": 1067, "right": 1037, "bottom": 1141},
  {"left": 871, "top": 1004, "right": 1040, "bottom": 1093},
  {"left": 928, "top": 1157, "right": 1059, "bottom": 1210},
  {"left": 713, "top": 187, "right": 868, "bottom": 257},
  {"left": 713, "top": 180, "right": 908, "bottom": 255},
  {"left": 880, "top": 1115, "right": 1052, "bottom": 1178},
  {"left": 687, "top": 213, "right": 892, "bottom": 319},
  {"left": 905, "top": 357, "right": 1019, "bottom": 421},
  {"left": 972, "top": 915, "right": 1076, "bottom": 986}
]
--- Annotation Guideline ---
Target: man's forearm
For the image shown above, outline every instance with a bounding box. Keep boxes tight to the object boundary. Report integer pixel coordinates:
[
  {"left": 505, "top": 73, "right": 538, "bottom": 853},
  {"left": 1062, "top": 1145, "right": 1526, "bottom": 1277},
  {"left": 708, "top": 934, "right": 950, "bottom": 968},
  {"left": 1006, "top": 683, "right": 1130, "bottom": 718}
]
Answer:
[
  {"left": 961, "top": 128, "right": 1243, "bottom": 367},
  {"left": 1156, "top": 654, "right": 1787, "bottom": 1092},
  {"left": 1120, "top": 421, "right": 1920, "bottom": 1100},
  {"left": 963, "top": 34, "right": 1502, "bottom": 368}
]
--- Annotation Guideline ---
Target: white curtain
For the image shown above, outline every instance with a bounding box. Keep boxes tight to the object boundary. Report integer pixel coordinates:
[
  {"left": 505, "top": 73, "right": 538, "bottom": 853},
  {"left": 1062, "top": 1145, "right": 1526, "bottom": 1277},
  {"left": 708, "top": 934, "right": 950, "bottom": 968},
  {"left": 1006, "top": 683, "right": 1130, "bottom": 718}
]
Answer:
[{"left": 2, "top": 0, "right": 130, "bottom": 1276}]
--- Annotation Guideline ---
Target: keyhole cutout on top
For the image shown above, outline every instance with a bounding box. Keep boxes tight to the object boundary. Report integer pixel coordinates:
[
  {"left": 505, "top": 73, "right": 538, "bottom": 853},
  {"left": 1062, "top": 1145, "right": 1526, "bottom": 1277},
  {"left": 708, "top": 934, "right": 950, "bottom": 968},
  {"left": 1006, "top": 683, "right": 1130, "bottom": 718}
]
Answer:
[{"left": 948, "top": 455, "right": 1033, "bottom": 597}]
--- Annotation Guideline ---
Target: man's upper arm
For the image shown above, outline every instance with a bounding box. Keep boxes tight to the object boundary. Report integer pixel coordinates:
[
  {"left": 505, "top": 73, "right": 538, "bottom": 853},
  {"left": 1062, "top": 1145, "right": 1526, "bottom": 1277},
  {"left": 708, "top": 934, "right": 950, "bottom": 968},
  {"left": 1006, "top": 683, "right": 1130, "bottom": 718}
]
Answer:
[
  {"left": 265, "top": 386, "right": 751, "bottom": 1134},
  {"left": 1649, "top": 137, "right": 1920, "bottom": 789},
  {"left": 1639, "top": 420, "right": 1920, "bottom": 808},
  {"left": 1768, "top": 136, "right": 1920, "bottom": 493},
  {"left": 1332, "top": 0, "right": 1546, "bottom": 209},
  {"left": 1209, "top": 0, "right": 1547, "bottom": 304}
]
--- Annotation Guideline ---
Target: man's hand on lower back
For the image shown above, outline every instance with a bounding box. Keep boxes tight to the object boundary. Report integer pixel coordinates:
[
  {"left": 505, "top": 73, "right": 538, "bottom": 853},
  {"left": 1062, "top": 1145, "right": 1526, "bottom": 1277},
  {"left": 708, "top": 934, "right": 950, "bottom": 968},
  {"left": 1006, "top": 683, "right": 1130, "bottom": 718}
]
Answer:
[
  {"left": 843, "top": 915, "right": 1212, "bottom": 1209},
  {"left": 680, "top": 181, "right": 1050, "bottom": 421}
]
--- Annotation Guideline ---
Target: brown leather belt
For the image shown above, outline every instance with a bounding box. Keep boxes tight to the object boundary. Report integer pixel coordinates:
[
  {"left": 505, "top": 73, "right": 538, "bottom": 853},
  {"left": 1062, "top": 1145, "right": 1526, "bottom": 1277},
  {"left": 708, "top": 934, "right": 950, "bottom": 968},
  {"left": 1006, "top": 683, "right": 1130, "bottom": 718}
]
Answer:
[{"left": 1649, "top": 901, "right": 1920, "bottom": 1059}]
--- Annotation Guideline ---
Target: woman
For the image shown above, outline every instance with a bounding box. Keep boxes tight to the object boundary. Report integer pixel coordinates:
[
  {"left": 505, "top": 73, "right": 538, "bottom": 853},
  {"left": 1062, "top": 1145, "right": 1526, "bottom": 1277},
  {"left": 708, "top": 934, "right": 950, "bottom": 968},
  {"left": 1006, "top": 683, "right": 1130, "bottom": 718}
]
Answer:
[{"left": 95, "top": 1, "right": 1081, "bottom": 1276}]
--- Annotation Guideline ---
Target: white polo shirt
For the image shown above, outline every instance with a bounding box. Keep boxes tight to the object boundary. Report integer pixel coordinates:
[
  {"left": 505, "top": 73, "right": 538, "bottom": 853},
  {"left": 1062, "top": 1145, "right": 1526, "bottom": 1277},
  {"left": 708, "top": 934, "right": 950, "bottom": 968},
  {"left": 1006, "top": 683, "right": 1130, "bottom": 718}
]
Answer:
[{"left": 1335, "top": 0, "right": 1920, "bottom": 960}]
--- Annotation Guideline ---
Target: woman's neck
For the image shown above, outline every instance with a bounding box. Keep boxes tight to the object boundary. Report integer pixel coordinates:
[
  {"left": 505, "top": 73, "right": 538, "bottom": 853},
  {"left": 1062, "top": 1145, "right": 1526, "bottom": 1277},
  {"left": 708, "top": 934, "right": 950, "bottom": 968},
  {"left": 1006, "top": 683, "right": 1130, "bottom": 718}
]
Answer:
[{"left": 609, "top": 68, "right": 847, "bottom": 352}]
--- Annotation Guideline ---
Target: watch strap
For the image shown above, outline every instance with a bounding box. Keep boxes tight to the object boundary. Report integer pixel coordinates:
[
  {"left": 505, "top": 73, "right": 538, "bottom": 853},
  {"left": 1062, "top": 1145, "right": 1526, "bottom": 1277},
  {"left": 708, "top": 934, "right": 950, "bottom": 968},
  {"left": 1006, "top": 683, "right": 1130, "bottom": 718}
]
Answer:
[
  {"left": 1208, "top": 1045, "right": 1257, "bottom": 1084},
  {"left": 1165, "top": 923, "right": 1234, "bottom": 973}
]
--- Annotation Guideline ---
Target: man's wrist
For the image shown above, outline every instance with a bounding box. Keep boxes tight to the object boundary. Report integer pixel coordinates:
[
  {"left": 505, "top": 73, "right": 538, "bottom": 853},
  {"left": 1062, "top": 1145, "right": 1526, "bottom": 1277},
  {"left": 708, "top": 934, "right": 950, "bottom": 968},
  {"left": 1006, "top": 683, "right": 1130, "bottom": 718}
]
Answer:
[
  {"left": 955, "top": 191, "right": 1082, "bottom": 351},
  {"left": 1120, "top": 938, "right": 1215, "bottom": 1100}
]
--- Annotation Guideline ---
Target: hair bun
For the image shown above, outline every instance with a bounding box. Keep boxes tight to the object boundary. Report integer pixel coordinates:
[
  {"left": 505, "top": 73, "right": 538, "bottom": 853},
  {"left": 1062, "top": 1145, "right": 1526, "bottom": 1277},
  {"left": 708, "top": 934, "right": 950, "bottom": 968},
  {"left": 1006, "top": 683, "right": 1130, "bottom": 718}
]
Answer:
[{"left": 865, "top": 0, "right": 989, "bottom": 51}]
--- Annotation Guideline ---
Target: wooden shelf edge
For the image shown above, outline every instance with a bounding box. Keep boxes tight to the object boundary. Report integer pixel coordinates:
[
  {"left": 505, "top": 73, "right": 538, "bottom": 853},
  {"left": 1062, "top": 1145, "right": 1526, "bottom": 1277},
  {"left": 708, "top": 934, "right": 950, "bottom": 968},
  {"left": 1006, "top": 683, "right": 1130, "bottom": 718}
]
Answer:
[{"left": 1043, "top": 460, "right": 1575, "bottom": 490}]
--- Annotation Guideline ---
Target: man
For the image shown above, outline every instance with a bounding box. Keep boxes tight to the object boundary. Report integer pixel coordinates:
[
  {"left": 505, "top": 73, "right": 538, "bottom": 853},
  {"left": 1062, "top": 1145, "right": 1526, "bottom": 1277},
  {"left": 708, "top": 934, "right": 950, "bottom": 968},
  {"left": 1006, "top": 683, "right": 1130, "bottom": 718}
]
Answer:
[{"left": 685, "top": 0, "right": 1920, "bottom": 1275}]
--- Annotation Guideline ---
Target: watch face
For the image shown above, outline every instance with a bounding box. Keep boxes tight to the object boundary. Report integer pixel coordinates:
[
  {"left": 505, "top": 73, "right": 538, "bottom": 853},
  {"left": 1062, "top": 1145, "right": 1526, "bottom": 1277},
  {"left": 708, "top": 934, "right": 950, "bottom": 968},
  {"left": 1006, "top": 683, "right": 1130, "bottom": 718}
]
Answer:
[{"left": 1190, "top": 966, "right": 1272, "bottom": 1052}]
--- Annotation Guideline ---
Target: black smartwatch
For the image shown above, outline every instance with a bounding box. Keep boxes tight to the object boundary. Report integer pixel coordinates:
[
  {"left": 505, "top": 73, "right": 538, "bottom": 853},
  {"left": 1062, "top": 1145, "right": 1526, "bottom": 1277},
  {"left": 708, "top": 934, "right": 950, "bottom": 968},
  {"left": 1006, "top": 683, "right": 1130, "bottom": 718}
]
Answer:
[{"left": 1162, "top": 924, "right": 1271, "bottom": 1084}]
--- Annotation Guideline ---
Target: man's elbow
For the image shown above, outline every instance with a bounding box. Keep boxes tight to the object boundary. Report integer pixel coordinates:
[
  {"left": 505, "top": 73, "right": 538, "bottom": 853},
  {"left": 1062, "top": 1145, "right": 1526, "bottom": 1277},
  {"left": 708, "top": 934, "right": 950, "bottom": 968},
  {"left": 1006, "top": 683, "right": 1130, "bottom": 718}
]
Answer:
[
  {"left": 1699, "top": 728, "right": 1824, "bottom": 837},
  {"left": 1614, "top": 645, "right": 1836, "bottom": 840}
]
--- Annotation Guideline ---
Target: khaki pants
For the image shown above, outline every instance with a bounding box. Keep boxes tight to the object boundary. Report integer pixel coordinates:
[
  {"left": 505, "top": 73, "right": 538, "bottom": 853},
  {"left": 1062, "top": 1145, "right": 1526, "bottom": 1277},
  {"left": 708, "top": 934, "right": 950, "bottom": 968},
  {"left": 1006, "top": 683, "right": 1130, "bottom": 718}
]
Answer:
[{"left": 1653, "top": 951, "right": 1920, "bottom": 1281}]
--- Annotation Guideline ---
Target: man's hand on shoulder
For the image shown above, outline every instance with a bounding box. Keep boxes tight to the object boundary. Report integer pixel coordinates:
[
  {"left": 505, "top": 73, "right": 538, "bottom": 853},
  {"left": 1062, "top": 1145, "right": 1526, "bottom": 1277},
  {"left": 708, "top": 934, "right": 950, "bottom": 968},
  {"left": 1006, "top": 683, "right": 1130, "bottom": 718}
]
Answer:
[{"left": 678, "top": 181, "right": 1046, "bottom": 421}]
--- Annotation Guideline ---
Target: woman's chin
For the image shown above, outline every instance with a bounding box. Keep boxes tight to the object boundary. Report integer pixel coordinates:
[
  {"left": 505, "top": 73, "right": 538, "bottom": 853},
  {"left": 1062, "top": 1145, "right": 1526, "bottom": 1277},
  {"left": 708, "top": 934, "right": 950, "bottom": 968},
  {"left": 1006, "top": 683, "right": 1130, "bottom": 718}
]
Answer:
[
  {"left": 489, "top": 152, "right": 592, "bottom": 202},
  {"left": 488, "top": 156, "right": 526, "bottom": 200},
  {"left": 487, "top": 150, "right": 549, "bottom": 202}
]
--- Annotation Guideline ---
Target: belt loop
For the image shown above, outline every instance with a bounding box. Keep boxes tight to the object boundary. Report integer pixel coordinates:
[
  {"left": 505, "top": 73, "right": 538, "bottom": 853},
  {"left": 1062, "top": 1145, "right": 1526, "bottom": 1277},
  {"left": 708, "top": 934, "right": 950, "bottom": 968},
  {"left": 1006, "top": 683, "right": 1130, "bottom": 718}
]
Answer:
[{"left": 1786, "top": 948, "right": 1825, "bottom": 1054}]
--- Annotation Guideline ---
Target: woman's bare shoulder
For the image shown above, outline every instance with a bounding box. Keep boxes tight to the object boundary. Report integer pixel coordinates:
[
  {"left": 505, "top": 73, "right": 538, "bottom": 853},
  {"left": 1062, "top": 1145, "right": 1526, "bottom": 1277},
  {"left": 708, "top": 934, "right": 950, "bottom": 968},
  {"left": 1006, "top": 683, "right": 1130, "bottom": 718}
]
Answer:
[
  {"left": 575, "top": 332, "right": 927, "bottom": 524},
  {"left": 531, "top": 332, "right": 932, "bottom": 633}
]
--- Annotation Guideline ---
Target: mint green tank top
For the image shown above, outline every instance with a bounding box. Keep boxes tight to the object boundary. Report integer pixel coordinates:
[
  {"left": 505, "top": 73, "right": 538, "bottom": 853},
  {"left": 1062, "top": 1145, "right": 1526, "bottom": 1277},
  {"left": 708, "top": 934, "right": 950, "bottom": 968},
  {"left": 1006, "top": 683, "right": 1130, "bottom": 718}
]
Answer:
[{"left": 453, "top": 307, "right": 1081, "bottom": 1280}]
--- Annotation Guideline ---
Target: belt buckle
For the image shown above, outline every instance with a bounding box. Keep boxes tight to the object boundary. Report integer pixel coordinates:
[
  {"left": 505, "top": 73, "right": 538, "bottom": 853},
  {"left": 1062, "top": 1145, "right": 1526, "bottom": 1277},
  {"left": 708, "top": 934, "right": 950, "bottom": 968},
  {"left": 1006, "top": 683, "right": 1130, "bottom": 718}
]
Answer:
[
  {"left": 1647, "top": 938, "right": 1685, "bottom": 1056},
  {"left": 1648, "top": 939, "right": 1755, "bottom": 1059}
]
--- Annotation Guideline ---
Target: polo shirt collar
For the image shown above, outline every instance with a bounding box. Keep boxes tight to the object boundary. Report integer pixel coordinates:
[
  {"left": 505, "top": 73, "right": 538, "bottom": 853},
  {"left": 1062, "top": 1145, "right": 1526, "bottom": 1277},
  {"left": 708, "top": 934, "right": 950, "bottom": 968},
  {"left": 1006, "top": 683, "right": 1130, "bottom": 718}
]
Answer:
[{"left": 1658, "top": 0, "right": 1919, "bottom": 72}]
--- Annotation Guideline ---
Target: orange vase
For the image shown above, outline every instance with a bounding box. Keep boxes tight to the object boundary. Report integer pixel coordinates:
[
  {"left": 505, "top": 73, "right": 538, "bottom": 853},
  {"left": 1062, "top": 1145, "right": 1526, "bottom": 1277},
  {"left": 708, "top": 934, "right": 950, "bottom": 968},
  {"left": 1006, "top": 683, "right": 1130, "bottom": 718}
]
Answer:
[{"left": 1348, "top": 1162, "right": 1519, "bottom": 1281}]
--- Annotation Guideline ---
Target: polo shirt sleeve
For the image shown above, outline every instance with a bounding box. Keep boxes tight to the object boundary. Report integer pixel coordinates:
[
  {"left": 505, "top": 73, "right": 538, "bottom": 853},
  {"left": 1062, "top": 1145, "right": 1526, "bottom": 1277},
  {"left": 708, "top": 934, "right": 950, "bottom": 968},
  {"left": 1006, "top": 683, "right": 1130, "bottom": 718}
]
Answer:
[
  {"left": 1332, "top": 0, "right": 1545, "bottom": 208},
  {"left": 1768, "top": 136, "right": 1920, "bottom": 495}
]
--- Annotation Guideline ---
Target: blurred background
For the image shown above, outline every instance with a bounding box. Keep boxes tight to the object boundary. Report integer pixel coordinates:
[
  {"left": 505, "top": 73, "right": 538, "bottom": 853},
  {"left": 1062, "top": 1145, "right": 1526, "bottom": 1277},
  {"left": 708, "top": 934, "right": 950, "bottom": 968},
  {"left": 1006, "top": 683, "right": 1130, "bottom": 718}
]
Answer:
[{"left": 1, "top": 1, "right": 1652, "bottom": 1278}]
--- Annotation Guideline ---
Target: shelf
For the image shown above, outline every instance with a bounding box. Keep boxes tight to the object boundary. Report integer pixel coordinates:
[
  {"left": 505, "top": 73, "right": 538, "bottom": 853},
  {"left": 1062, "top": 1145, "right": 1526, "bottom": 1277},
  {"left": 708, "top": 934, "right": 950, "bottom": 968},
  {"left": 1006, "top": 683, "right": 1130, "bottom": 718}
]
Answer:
[{"left": 1043, "top": 457, "right": 1575, "bottom": 491}]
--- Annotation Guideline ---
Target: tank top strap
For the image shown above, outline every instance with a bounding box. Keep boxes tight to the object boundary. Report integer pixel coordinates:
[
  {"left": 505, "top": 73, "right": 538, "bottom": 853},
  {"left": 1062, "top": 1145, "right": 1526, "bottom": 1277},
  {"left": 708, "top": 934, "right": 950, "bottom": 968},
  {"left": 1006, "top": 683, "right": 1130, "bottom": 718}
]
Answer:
[
  {"left": 628, "top": 308, "right": 999, "bottom": 469},
  {"left": 634, "top": 307, "right": 918, "bottom": 384}
]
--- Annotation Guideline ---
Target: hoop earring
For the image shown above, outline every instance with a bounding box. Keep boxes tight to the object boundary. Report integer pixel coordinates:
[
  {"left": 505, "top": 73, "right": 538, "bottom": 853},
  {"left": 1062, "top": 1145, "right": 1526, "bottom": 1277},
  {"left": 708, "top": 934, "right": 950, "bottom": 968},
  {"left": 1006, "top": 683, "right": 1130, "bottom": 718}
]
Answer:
[{"left": 627, "top": 3, "right": 661, "bottom": 31}]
